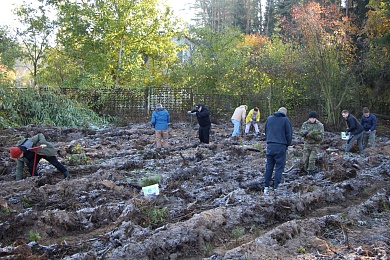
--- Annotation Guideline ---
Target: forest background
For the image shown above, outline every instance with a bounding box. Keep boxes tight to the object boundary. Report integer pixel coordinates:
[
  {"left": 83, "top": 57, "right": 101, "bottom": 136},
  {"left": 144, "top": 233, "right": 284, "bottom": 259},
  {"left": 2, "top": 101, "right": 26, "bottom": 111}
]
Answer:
[{"left": 0, "top": 0, "right": 389, "bottom": 130}]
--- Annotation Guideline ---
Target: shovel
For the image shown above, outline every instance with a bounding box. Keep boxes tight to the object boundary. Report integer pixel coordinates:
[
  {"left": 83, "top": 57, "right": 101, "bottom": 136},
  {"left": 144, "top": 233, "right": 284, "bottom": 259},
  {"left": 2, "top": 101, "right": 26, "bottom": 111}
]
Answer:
[{"left": 28, "top": 145, "right": 47, "bottom": 177}]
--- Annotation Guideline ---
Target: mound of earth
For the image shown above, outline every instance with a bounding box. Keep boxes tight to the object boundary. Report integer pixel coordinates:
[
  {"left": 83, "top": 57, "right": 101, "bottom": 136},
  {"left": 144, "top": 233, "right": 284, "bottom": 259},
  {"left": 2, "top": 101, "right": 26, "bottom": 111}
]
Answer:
[{"left": 0, "top": 122, "right": 389, "bottom": 259}]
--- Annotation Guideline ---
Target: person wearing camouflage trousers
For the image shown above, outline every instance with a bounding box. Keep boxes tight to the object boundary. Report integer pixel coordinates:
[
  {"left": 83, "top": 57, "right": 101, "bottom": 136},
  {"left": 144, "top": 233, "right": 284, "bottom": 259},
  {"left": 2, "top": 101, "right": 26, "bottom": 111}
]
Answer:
[{"left": 300, "top": 111, "right": 324, "bottom": 175}]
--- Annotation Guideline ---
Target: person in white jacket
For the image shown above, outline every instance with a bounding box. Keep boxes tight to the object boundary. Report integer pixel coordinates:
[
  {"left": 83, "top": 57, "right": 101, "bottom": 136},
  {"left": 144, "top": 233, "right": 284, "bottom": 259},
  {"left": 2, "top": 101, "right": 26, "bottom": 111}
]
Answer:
[{"left": 231, "top": 105, "right": 247, "bottom": 137}]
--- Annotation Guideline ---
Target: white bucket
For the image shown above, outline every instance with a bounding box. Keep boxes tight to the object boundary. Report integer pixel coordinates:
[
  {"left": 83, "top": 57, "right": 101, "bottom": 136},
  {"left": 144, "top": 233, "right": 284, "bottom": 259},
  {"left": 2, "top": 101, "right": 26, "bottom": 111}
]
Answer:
[
  {"left": 341, "top": 132, "right": 350, "bottom": 140},
  {"left": 142, "top": 184, "right": 160, "bottom": 197}
]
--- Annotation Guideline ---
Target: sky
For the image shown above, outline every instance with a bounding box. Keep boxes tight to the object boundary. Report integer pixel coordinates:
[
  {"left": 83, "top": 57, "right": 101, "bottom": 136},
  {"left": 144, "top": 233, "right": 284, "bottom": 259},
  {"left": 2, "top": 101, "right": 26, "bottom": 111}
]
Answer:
[{"left": 0, "top": 0, "right": 195, "bottom": 28}]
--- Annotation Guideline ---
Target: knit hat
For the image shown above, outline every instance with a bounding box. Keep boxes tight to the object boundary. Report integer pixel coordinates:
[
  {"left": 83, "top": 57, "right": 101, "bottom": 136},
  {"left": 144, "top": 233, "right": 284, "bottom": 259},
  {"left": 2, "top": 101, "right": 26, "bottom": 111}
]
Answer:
[
  {"left": 278, "top": 107, "right": 287, "bottom": 115},
  {"left": 363, "top": 107, "right": 369, "bottom": 113},
  {"left": 308, "top": 111, "right": 317, "bottom": 118},
  {"left": 10, "top": 147, "right": 23, "bottom": 158}
]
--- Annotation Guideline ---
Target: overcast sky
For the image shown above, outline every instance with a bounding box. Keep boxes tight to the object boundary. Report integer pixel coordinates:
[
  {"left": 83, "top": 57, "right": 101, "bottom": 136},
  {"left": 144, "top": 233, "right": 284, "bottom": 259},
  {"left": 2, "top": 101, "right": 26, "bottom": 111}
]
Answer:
[{"left": 0, "top": 0, "right": 195, "bottom": 28}]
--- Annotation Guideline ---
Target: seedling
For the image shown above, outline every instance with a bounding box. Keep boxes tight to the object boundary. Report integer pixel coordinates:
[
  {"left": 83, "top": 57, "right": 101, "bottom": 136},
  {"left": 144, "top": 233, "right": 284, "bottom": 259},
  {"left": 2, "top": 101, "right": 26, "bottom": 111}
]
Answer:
[{"left": 29, "top": 230, "right": 41, "bottom": 241}]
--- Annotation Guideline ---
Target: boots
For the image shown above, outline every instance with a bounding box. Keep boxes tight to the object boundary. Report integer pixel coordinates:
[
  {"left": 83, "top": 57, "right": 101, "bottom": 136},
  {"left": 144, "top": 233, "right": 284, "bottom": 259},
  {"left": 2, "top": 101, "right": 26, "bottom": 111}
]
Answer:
[{"left": 63, "top": 171, "right": 70, "bottom": 180}]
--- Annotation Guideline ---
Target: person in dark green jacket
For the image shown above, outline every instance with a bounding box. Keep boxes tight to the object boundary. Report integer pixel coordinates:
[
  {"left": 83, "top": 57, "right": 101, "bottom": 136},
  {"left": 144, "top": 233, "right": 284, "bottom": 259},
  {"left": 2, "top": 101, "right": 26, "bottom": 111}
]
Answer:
[
  {"left": 300, "top": 111, "right": 324, "bottom": 175},
  {"left": 10, "top": 133, "right": 69, "bottom": 181}
]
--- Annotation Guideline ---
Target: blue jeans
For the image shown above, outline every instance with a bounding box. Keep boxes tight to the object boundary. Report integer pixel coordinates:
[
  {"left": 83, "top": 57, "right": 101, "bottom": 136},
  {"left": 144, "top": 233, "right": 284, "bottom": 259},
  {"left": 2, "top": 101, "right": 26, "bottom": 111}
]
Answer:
[
  {"left": 264, "top": 143, "right": 287, "bottom": 189},
  {"left": 346, "top": 131, "right": 364, "bottom": 152},
  {"left": 231, "top": 119, "right": 241, "bottom": 137}
]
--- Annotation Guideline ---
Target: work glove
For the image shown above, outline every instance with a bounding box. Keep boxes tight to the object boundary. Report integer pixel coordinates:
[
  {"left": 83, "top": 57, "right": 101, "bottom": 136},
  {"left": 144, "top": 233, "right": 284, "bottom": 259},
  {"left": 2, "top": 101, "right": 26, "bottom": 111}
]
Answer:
[
  {"left": 187, "top": 111, "right": 192, "bottom": 115},
  {"left": 301, "top": 130, "right": 309, "bottom": 136},
  {"left": 365, "top": 130, "right": 371, "bottom": 134}
]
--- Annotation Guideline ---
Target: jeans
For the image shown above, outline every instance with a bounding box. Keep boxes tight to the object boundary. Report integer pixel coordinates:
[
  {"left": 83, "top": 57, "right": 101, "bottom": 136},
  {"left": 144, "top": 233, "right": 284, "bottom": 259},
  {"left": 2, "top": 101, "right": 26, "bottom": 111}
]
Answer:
[
  {"left": 346, "top": 131, "right": 364, "bottom": 152},
  {"left": 363, "top": 130, "right": 376, "bottom": 148},
  {"left": 231, "top": 119, "right": 241, "bottom": 137},
  {"left": 264, "top": 143, "right": 287, "bottom": 189},
  {"left": 245, "top": 122, "right": 259, "bottom": 134}
]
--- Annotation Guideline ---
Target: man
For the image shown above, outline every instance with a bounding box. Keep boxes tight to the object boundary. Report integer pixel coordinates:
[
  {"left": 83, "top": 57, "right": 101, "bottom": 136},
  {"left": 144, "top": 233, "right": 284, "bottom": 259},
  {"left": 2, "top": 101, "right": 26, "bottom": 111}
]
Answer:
[
  {"left": 342, "top": 109, "right": 364, "bottom": 152},
  {"left": 360, "top": 107, "right": 377, "bottom": 148},
  {"left": 188, "top": 104, "right": 211, "bottom": 144},
  {"left": 151, "top": 103, "right": 170, "bottom": 150},
  {"left": 264, "top": 107, "right": 292, "bottom": 195},
  {"left": 300, "top": 111, "right": 324, "bottom": 175},
  {"left": 245, "top": 107, "right": 261, "bottom": 135},
  {"left": 231, "top": 105, "right": 248, "bottom": 138},
  {"left": 10, "top": 133, "right": 69, "bottom": 181}
]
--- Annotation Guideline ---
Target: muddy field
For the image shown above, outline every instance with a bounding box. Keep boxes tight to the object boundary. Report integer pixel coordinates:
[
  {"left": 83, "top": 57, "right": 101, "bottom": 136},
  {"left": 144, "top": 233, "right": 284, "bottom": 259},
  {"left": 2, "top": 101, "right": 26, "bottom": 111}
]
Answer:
[{"left": 0, "top": 122, "right": 389, "bottom": 260}]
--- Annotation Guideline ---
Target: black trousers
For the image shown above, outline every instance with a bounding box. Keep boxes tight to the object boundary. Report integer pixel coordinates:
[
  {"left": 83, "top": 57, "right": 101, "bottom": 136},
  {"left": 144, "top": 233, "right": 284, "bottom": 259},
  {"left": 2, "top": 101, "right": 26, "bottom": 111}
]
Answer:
[
  {"left": 199, "top": 125, "right": 211, "bottom": 144},
  {"left": 27, "top": 154, "right": 68, "bottom": 177}
]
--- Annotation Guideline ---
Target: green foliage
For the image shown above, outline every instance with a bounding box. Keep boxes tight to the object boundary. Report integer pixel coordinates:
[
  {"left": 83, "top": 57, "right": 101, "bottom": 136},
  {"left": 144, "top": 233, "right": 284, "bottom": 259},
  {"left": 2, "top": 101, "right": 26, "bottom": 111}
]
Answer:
[
  {"left": 0, "top": 27, "right": 22, "bottom": 69},
  {"left": 1, "top": 207, "right": 10, "bottom": 215},
  {"left": 140, "top": 206, "right": 167, "bottom": 227},
  {"left": 28, "top": 230, "right": 41, "bottom": 241},
  {"left": 15, "top": 2, "right": 56, "bottom": 86},
  {"left": 22, "top": 195, "right": 31, "bottom": 208},
  {"left": 0, "top": 86, "right": 108, "bottom": 129},
  {"left": 203, "top": 242, "right": 214, "bottom": 257},
  {"left": 232, "top": 226, "right": 245, "bottom": 242},
  {"left": 140, "top": 175, "right": 161, "bottom": 187},
  {"left": 298, "top": 246, "right": 306, "bottom": 254},
  {"left": 51, "top": 0, "right": 183, "bottom": 88}
]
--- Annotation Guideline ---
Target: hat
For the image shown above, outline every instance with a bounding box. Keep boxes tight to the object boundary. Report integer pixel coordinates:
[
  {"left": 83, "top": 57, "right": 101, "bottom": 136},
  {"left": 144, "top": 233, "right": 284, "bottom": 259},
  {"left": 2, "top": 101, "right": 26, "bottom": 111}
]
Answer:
[
  {"left": 363, "top": 107, "right": 369, "bottom": 113},
  {"left": 278, "top": 107, "right": 287, "bottom": 115},
  {"left": 10, "top": 147, "right": 23, "bottom": 158},
  {"left": 195, "top": 104, "right": 202, "bottom": 109},
  {"left": 308, "top": 111, "right": 317, "bottom": 118}
]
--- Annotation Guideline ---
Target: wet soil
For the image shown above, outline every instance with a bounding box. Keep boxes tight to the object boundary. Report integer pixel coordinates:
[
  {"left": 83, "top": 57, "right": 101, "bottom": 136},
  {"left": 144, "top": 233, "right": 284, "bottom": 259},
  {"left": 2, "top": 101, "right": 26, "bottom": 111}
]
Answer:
[{"left": 0, "top": 122, "right": 389, "bottom": 259}]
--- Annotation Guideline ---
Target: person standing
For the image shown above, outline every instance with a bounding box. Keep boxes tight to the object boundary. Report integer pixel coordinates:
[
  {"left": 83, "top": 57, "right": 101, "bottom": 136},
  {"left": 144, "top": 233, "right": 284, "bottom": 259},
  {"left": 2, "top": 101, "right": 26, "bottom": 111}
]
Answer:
[
  {"left": 263, "top": 107, "right": 292, "bottom": 195},
  {"left": 231, "top": 105, "right": 247, "bottom": 138},
  {"left": 360, "top": 107, "right": 377, "bottom": 148},
  {"left": 342, "top": 109, "right": 364, "bottom": 152},
  {"left": 151, "top": 103, "right": 170, "bottom": 150},
  {"left": 188, "top": 104, "right": 211, "bottom": 144},
  {"left": 10, "top": 133, "right": 69, "bottom": 181},
  {"left": 245, "top": 107, "right": 261, "bottom": 135},
  {"left": 300, "top": 111, "right": 324, "bottom": 175}
]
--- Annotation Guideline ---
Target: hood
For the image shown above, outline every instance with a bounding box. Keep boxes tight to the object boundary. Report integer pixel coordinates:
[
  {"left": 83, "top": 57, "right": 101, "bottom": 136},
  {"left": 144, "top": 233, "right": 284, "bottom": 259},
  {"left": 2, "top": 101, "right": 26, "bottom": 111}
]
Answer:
[{"left": 274, "top": 111, "right": 286, "bottom": 117}]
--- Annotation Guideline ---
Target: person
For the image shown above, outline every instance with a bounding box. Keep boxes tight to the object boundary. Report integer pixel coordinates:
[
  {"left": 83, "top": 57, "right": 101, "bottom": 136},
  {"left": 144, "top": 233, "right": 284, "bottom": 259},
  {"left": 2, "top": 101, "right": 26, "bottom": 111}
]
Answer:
[
  {"left": 231, "top": 105, "right": 248, "bottom": 138},
  {"left": 360, "top": 107, "right": 377, "bottom": 148},
  {"left": 10, "top": 133, "right": 69, "bottom": 181},
  {"left": 263, "top": 107, "right": 292, "bottom": 195},
  {"left": 300, "top": 111, "right": 324, "bottom": 175},
  {"left": 188, "top": 104, "right": 211, "bottom": 144},
  {"left": 245, "top": 107, "right": 261, "bottom": 135},
  {"left": 151, "top": 103, "right": 170, "bottom": 150},
  {"left": 342, "top": 109, "right": 364, "bottom": 152}
]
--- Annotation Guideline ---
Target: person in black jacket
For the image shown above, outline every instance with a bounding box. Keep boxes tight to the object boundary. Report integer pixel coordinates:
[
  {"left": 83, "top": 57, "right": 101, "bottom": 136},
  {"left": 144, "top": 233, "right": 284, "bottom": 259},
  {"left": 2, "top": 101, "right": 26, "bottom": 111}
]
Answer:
[
  {"left": 188, "top": 104, "right": 211, "bottom": 144},
  {"left": 263, "top": 107, "right": 292, "bottom": 195},
  {"left": 342, "top": 109, "right": 364, "bottom": 152}
]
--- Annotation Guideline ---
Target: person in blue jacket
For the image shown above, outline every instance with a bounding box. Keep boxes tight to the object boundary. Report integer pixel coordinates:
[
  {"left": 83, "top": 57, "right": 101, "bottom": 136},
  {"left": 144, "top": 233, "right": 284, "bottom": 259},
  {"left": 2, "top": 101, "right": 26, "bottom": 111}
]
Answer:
[
  {"left": 151, "top": 104, "right": 170, "bottom": 149},
  {"left": 263, "top": 107, "right": 292, "bottom": 196},
  {"left": 360, "top": 107, "right": 377, "bottom": 148},
  {"left": 342, "top": 109, "right": 364, "bottom": 152}
]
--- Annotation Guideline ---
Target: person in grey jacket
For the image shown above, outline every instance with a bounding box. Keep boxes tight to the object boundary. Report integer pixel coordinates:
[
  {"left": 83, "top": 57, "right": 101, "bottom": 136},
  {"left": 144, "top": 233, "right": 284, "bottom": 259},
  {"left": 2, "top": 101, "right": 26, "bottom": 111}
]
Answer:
[
  {"left": 151, "top": 103, "right": 170, "bottom": 149},
  {"left": 10, "top": 133, "right": 69, "bottom": 180}
]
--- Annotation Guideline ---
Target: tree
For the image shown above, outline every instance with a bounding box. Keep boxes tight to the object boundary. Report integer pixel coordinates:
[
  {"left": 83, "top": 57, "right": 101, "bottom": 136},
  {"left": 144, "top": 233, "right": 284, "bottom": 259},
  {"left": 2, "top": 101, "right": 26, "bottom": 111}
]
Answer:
[
  {"left": 0, "top": 27, "right": 22, "bottom": 71},
  {"left": 53, "top": 0, "right": 183, "bottom": 89},
  {"left": 15, "top": 2, "right": 55, "bottom": 87},
  {"left": 286, "top": 2, "right": 358, "bottom": 126}
]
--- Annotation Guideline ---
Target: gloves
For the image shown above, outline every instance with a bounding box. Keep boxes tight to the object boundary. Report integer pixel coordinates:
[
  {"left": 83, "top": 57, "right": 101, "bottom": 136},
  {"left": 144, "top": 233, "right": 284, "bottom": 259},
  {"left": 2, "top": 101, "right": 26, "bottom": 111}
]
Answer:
[
  {"left": 301, "top": 130, "right": 309, "bottom": 136},
  {"left": 365, "top": 130, "right": 371, "bottom": 134},
  {"left": 187, "top": 111, "right": 192, "bottom": 115}
]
